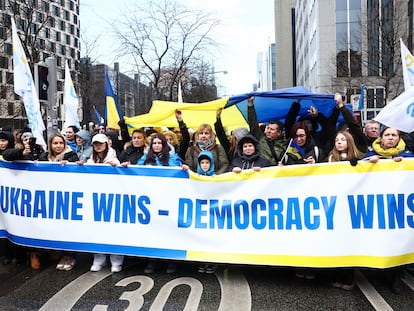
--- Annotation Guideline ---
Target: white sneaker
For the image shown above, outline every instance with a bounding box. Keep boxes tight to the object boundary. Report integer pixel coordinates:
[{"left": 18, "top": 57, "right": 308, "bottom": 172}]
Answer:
[
  {"left": 111, "top": 265, "right": 122, "bottom": 273},
  {"left": 90, "top": 263, "right": 105, "bottom": 272}
]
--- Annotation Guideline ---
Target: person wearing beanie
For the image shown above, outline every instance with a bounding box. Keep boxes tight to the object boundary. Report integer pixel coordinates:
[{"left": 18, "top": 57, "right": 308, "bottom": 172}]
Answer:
[{"left": 228, "top": 133, "right": 272, "bottom": 173}]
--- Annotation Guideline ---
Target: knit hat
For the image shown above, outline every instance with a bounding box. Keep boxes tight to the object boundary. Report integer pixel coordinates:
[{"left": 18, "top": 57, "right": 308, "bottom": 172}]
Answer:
[
  {"left": 232, "top": 127, "right": 249, "bottom": 141},
  {"left": 21, "top": 132, "right": 34, "bottom": 141}
]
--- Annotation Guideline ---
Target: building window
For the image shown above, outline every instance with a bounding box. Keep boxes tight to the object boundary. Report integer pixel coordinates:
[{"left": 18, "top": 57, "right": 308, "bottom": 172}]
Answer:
[
  {"left": 4, "top": 43, "right": 12, "bottom": 55},
  {"left": 56, "top": 31, "right": 61, "bottom": 41},
  {"left": 48, "top": 17, "right": 55, "bottom": 27},
  {"left": 53, "top": 5, "right": 60, "bottom": 16},
  {"left": 367, "top": 0, "right": 394, "bottom": 76},
  {"left": 365, "top": 87, "right": 385, "bottom": 120},
  {"left": 8, "top": 102, "right": 14, "bottom": 116},
  {"left": 59, "top": 20, "right": 65, "bottom": 30},
  {"left": 0, "top": 26, "right": 6, "bottom": 39},
  {"left": 0, "top": 56, "right": 9, "bottom": 69},
  {"left": 66, "top": 34, "right": 71, "bottom": 45},
  {"left": 335, "top": 0, "right": 361, "bottom": 77}
]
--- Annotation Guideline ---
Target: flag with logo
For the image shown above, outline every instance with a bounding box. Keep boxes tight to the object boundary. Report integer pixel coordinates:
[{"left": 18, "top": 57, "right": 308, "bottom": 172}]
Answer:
[
  {"left": 63, "top": 60, "right": 80, "bottom": 130},
  {"left": 104, "top": 72, "right": 123, "bottom": 130},
  {"left": 400, "top": 38, "right": 414, "bottom": 91},
  {"left": 11, "top": 18, "right": 46, "bottom": 149},
  {"left": 374, "top": 86, "right": 414, "bottom": 133}
]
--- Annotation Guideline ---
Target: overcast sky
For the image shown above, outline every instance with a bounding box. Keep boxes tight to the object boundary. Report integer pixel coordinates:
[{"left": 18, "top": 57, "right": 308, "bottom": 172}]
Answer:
[{"left": 80, "top": 0, "right": 274, "bottom": 97}]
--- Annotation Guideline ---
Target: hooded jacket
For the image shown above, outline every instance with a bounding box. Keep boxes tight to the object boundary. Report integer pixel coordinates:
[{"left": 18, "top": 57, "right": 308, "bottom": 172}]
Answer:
[
  {"left": 197, "top": 150, "right": 215, "bottom": 176},
  {"left": 75, "top": 130, "right": 93, "bottom": 162},
  {"left": 228, "top": 134, "right": 272, "bottom": 171},
  {"left": 0, "top": 131, "right": 15, "bottom": 157}
]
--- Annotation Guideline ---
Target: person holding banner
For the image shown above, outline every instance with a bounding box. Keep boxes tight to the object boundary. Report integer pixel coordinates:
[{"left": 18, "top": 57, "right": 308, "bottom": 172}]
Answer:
[
  {"left": 139, "top": 133, "right": 182, "bottom": 274},
  {"left": 119, "top": 129, "right": 148, "bottom": 166},
  {"left": 184, "top": 123, "right": 229, "bottom": 174},
  {"left": 84, "top": 133, "right": 123, "bottom": 272},
  {"left": 40, "top": 133, "right": 79, "bottom": 270},
  {"left": 280, "top": 121, "right": 321, "bottom": 165},
  {"left": 364, "top": 127, "right": 414, "bottom": 162},
  {"left": 326, "top": 131, "right": 363, "bottom": 163},
  {"left": 228, "top": 133, "right": 271, "bottom": 172},
  {"left": 362, "top": 126, "right": 413, "bottom": 293}
]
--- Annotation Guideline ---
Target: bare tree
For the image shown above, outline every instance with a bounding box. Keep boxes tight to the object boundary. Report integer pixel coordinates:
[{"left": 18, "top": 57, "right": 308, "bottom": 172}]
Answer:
[{"left": 112, "top": 0, "right": 220, "bottom": 101}]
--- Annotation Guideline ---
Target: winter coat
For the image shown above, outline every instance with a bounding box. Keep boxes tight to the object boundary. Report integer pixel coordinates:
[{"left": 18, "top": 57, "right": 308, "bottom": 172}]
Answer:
[
  {"left": 138, "top": 152, "right": 182, "bottom": 166},
  {"left": 87, "top": 147, "right": 120, "bottom": 165},
  {"left": 364, "top": 137, "right": 414, "bottom": 159},
  {"left": 185, "top": 142, "right": 229, "bottom": 174},
  {"left": 248, "top": 105, "right": 286, "bottom": 165},
  {"left": 228, "top": 134, "right": 272, "bottom": 171},
  {"left": 119, "top": 143, "right": 146, "bottom": 164},
  {"left": 38, "top": 146, "right": 79, "bottom": 162}
]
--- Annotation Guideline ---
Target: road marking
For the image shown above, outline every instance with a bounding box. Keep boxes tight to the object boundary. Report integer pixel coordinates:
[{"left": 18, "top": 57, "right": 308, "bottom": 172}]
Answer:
[
  {"left": 216, "top": 269, "right": 251, "bottom": 311},
  {"left": 40, "top": 268, "right": 251, "bottom": 310},
  {"left": 355, "top": 270, "right": 393, "bottom": 311},
  {"left": 402, "top": 272, "right": 414, "bottom": 290},
  {"left": 39, "top": 271, "right": 112, "bottom": 311},
  {"left": 150, "top": 277, "right": 202, "bottom": 311}
]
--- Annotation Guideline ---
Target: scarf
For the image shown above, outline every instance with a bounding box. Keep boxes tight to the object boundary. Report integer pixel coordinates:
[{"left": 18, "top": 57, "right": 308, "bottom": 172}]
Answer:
[
  {"left": 372, "top": 137, "right": 406, "bottom": 157},
  {"left": 197, "top": 139, "right": 215, "bottom": 151}
]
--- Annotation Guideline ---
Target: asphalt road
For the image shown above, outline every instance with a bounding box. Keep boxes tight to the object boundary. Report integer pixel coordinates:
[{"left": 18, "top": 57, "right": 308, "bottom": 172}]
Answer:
[{"left": 1, "top": 253, "right": 413, "bottom": 310}]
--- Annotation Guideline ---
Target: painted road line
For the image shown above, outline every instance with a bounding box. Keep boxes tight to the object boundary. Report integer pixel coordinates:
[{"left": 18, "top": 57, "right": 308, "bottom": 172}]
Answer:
[
  {"left": 402, "top": 272, "right": 414, "bottom": 291},
  {"left": 217, "top": 269, "right": 251, "bottom": 311},
  {"left": 355, "top": 270, "right": 393, "bottom": 311},
  {"left": 39, "top": 271, "right": 112, "bottom": 311}
]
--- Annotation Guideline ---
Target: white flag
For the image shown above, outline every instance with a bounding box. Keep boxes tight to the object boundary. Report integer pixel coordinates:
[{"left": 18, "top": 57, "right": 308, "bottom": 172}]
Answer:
[
  {"left": 63, "top": 60, "right": 80, "bottom": 129},
  {"left": 11, "top": 18, "right": 46, "bottom": 149},
  {"left": 178, "top": 81, "right": 183, "bottom": 103},
  {"left": 400, "top": 38, "right": 414, "bottom": 91},
  {"left": 374, "top": 86, "right": 414, "bottom": 133}
]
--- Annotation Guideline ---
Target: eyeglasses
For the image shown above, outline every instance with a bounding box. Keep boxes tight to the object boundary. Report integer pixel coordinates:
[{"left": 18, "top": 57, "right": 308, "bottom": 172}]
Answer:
[{"left": 295, "top": 134, "right": 306, "bottom": 139}]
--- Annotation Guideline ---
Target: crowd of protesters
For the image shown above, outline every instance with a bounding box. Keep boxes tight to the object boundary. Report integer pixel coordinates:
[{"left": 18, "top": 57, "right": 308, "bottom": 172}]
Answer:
[{"left": 1, "top": 92, "right": 414, "bottom": 294}]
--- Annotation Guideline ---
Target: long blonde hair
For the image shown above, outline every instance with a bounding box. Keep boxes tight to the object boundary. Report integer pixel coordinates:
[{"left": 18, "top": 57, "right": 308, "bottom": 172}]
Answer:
[{"left": 328, "top": 131, "right": 360, "bottom": 162}]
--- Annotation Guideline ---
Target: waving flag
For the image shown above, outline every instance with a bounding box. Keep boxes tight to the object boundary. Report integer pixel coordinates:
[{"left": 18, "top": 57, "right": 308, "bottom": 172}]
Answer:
[
  {"left": 401, "top": 38, "right": 414, "bottom": 91},
  {"left": 63, "top": 60, "right": 80, "bottom": 130},
  {"left": 357, "top": 83, "right": 364, "bottom": 110},
  {"left": 93, "top": 106, "right": 104, "bottom": 125},
  {"left": 374, "top": 86, "right": 414, "bottom": 133},
  {"left": 104, "top": 72, "right": 123, "bottom": 130},
  {"left": 11, "top": 18, "right": 46, "bottom": 149}
]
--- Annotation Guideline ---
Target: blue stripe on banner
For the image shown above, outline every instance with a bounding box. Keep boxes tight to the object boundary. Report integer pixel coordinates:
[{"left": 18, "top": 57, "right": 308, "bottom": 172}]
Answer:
[
  {"left": 0, "top": 160, "right": 189, "bottom": 179},
  {"left": 8, "top": 233, "right": 187, "bottom": 259},
  {"left": 0, "top": 230, "right": 8, "bottom": 238}
]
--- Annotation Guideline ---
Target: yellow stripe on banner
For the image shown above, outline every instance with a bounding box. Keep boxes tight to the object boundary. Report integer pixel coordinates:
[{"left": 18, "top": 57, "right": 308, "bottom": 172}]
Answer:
[
  {"left": 186, "top": 250, "right": 414, "bottom": 268},
  {"left": 188, "top": 159, "right": 414, "bottom": 182}
]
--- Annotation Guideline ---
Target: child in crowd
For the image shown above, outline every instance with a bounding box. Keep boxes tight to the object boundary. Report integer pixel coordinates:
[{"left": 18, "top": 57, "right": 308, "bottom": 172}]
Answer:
[{"left": 182, "top": 150, "right": 217, "bottom": 274}]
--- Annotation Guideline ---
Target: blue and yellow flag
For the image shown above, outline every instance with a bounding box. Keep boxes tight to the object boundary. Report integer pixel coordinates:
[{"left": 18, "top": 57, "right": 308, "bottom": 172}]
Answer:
[
  {"left": 93, "top": 106, "right": 104, "bottom": 125},
  {"left": 104, "top": 72, "right": 123, "bottom": 130}
]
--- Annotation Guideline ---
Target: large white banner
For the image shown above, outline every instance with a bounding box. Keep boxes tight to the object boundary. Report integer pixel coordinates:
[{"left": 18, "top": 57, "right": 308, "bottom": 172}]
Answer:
[{"left": 1, "top": 159, "right": 414, "bottom": 268}]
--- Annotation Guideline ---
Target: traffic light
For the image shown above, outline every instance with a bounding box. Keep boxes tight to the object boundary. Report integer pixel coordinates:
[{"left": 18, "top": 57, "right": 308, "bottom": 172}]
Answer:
[{"left": 36, "top": 64, "right": 49, "bottom": 101}]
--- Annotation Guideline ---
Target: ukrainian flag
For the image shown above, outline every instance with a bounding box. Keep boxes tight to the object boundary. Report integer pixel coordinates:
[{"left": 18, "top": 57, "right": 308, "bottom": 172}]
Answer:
[{"left": 104, "top": 72, "right": 123, "bottom": 130}]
